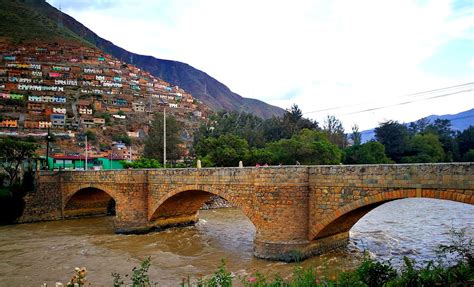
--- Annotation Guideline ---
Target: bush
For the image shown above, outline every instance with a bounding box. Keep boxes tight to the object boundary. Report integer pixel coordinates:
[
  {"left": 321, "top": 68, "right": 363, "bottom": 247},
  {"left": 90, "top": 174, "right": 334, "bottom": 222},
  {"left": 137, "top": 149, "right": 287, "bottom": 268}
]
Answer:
[
  {"left": 112, "top": 257, "right": 156, "bottom": 287},
  {"left": 122, "top": 158, "right": 162, "bottom": 169},
  {"left": 113, "top": 134, "right": 132, "bottom": 146},
  {"left": 355, "top": 256, "right": 397, "bottom": 287},
  {"left": 53, "top": 228, "right": 474, "bottom": 286}
]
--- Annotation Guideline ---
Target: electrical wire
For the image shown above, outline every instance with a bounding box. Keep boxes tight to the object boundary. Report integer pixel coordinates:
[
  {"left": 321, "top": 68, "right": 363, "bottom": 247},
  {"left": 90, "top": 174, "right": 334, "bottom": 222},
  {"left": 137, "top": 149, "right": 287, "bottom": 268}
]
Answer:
[{"left": 303, "top": 82, "right": 474, "bottom": 116}]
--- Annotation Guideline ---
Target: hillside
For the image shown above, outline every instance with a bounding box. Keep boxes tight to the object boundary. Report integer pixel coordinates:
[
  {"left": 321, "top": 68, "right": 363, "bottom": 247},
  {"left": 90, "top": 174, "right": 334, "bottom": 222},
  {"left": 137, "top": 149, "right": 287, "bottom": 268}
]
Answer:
[
  {"left": 21, "top": 0, "right": 285, "bottom": 119},
  {"left": 0, "top": 0, "right": 210, "bottom": 161},
  {"left": 360, "top": 108, "right": 474, "bottom": 142}
]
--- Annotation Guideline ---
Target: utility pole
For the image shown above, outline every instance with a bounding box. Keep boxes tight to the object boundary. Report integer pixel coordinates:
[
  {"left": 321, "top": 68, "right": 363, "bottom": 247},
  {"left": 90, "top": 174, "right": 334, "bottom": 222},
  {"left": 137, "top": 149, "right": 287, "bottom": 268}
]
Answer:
[
  {"left": 85, "top": 134, "right": 88, "bottom": 171},
  {"left": 45, "top": 128, "right": 51, "bottom": 170},
  {"left": 163, "top": 107, "right": 166, "bottom": 168}
]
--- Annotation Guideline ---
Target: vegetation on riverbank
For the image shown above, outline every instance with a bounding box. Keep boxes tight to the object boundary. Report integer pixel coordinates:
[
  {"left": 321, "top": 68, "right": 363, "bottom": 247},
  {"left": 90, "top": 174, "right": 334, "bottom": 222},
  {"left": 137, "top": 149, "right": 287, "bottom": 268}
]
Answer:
[{"left": 52, "top": 228, "right": 473, "bottom": 286}]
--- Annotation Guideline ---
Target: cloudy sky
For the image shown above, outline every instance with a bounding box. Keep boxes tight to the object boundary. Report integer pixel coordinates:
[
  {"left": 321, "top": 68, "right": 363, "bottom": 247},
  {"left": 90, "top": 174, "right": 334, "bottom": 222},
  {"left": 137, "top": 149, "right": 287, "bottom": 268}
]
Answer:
[{"left": 47, "top": 0, "right": 474, "bottom": 130}]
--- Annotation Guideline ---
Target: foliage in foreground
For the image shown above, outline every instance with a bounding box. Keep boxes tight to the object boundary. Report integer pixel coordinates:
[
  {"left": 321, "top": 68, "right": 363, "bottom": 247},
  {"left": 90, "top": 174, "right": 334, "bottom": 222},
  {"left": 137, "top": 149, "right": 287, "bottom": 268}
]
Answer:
[{"left": 53, "top": 228, "right": 473, "bottom": 286}]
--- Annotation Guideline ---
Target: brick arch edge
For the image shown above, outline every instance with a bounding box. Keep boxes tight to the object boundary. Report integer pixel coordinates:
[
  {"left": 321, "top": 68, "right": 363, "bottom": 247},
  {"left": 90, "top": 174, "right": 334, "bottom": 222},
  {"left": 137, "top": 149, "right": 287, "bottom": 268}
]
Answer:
[
  {"left": 310, "top": 188, "right": 474, "bottom": 241},
  {"left": 63, "top": 183, "right": 120, "bottom": 209},
  {"left": 148, "top": 185, "right": 258, "bottom": 228}
]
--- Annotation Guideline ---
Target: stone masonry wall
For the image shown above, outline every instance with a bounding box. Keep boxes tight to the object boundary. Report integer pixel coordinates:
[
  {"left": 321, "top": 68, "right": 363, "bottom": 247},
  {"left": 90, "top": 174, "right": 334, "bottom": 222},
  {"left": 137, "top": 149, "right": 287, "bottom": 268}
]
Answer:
[
  {"left": 19, "top": 163, "right": 474, "bottom": 261},
  {"left": 19, "top": 171, "right": 63, "bottom": 222},
  {"left": 308, "top": 163, "right": 474, "bottom": 241}
]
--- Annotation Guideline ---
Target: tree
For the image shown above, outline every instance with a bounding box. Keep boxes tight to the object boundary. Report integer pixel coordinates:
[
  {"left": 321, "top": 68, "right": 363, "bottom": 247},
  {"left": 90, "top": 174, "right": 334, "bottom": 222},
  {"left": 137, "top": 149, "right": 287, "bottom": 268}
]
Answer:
[
  {"left": 122, "top": 158, "right": 162, "bottom": 169},
  {"left": 462, "top": 149, "right": 474, "bottom": 162},
  {"left": 0, "top": 138, "right": 38, "bottom": 187},
  {"left": 323, "top": 115, "right": 347, "bottom": 148},
  {"left": 143, "top": 113, "right": 184, "bottom": 164},
  {"left": 344, "top": 141, "right": 393, "bottom": 164},
  {"left": 456, "top": 126, "right": 474, "bottom": 161},
  {"left": 246, "top": 148, "right": 273, "bottom": 165},
  {"left": 85, "top": 130, "right": 96, "bottom": 143},
  {"left": 401, "top": 134, "right": 445, "bottom": 163},
  {"left": 266, "top": 129, "right": 341, "bottom": 165},
  {"left": 374, "top": 120, "right": 410, "bottom": 162},
  {"left": 425, "top": 119, "right": 457, "bottom": 161},
  {"left": 262, "top": 116, "right": 288, "bottom": 142},
  {"left": 98, "top": 112, "right": 111, "bottom": 125},
  {"left": 195, "top": 134, "right": 250, "bottom": 167},
  {"left": 408, "top": 117, "right": 431, "bottom": 135},
  {"left": 281, "top": 104, "right": 319, "bottom": 138},
  {"left": 350, "top": 124, "right": 362, "bottom": 146},
  {"left": 113, "top": 134, "right": 132, "bottom": 146}
]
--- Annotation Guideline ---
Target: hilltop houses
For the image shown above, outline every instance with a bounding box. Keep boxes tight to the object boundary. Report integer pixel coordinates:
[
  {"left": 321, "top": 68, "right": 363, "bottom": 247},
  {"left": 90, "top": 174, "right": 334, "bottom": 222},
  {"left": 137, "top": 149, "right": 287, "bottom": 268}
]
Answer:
[
  {"left": 0, "top": 43, "right": 209, "bottom": 129},
  {"left": 0, "top": 42, "right": 210, "bottom": 159}
]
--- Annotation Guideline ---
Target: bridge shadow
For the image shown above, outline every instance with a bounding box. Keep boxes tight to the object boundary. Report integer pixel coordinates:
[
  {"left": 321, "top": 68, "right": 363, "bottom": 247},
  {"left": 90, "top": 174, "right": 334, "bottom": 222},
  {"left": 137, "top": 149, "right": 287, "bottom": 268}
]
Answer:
[{"left": 64, "top": 187, "right": 116, "bottom": 219}]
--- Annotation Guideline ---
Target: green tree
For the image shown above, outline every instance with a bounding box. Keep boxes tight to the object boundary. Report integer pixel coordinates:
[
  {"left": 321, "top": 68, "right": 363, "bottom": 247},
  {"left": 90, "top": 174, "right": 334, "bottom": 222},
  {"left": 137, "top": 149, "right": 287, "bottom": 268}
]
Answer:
[
  {"left": 350, "top": 124, "right": 362, "bottom": 146},
  {"left": 122, "top": 158, "right": 162, "bottom": 169},
  {"left": 0, "top": 138, "right": 38, "bottom": 187},
  {"left": 462, "top": 149, "right": 474, "bottom": 161},
  {"left": 143, "top": 113, "right": 184, "bottom": 164},
  {"left": 195, "top": 134, "right": 250, "bottom": 167},
  {"left": 456, "top": 126, "right": 474, "bottom": 161},
  {"left": 113, "top": 134, "right": 132, "bottom": 146},
  {"left": 375, "top": 120, "right": 410, "bottom": 162},
  {"left": 85, "top": 130, "right": 96, "bottom": 143},
  {"left": 401, "top": 134, "right": 445, "bottom": 163},
  {"left": 247, "top": 148, "right": 273, "bottom": 165},
  {"left": 344, "top": 141, "right": 393, "bottom": 164},
  {"left": 266, "top": 129, "right": 341, "bottom": 165},
  {"left": 98, "top": 112, "right": 111, "bottom": 125},
  {"left": 198, "top": 111, "right": 266, "bottom": 148},
  {"left": 425, "top": 119, "right": 457, "bottom": 161},
  {"left": 408, "top": 117, "right": 431, "bottom": 135},
  {"left": 193, "top": 105, "right": 319, "bottom": 151},
  {"left": 323, "top": 115, "right": 347, "bottom": 148},
  {"left": 281, "top": 104, "right": 319, "bottom": 138}
]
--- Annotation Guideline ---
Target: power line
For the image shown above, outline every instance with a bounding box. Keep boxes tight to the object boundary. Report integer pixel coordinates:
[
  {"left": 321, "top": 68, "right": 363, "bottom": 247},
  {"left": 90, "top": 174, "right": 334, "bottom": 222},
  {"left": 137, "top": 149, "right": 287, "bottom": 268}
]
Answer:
[
  {"left": 303, "top": 82, "right": 474, "bottom": 115},
  {"left": 358, "top": 113, "right": 474, "bottom": 134},
  {"left": 343, "top": 89, "right": 472, "bottom": 116}
]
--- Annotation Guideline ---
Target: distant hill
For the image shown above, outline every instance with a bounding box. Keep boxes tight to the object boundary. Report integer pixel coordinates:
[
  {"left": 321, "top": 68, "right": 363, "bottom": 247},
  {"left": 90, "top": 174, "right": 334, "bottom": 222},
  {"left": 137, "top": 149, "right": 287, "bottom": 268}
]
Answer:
[
  {"left": 19, "top": 0, "right": 285, "bottom": 119},
  {"left": 360, "top": 108, "right": 474, "bottom": 143}
]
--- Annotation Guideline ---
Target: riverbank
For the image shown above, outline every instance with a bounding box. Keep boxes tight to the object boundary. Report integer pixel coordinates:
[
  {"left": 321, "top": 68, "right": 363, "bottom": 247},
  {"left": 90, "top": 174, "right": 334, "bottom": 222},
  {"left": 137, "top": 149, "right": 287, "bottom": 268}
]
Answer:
[
  {"left": 61, "top": 241, "right": 474, "bottom": 286},
  {"left": 1, "top": 199, "right": 473, "bottom": 286},
  {"left": 201, "top": 196, "right": 234, "bottom": 210}
]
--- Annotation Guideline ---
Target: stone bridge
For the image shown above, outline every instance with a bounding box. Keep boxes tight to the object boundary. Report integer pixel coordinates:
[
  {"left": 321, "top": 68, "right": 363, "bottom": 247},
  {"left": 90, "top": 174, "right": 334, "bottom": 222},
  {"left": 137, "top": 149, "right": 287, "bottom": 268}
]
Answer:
[{"left": 20, "top": 163, "right": 474, "bottom": 261}]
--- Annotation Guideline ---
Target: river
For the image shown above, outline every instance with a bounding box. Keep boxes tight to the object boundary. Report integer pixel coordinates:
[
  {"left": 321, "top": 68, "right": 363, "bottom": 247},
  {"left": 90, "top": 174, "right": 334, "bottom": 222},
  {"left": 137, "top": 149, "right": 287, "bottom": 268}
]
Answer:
[{"left": 0, "top": 198, "right": 473, "bottom": 286}]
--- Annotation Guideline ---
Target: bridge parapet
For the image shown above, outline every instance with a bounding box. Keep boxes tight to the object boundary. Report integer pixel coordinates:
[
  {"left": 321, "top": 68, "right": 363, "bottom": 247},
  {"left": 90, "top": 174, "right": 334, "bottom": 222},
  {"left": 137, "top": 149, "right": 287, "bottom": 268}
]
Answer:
[{"left": 309, "top": 163, "right": 474, "bottom": 189}]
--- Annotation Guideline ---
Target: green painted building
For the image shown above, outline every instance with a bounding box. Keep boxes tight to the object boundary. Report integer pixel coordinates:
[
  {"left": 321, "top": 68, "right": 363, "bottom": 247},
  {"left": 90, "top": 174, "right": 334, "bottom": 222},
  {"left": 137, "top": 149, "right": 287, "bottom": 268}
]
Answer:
[{"left": 45, "top": 156, "right": 125, "bottom": 170}]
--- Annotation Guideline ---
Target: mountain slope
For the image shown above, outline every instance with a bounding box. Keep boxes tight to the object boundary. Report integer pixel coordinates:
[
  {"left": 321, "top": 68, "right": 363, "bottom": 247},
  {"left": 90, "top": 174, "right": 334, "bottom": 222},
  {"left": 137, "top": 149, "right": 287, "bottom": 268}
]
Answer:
[
  {"left": 0, "top": 0, "right": 86, "bottom": 44},
  {"left": 24, "top": 0, "right": 285, "bottom": 118},
  {"left": 360, "top": 108, "right": 474, "bottom": 143}
]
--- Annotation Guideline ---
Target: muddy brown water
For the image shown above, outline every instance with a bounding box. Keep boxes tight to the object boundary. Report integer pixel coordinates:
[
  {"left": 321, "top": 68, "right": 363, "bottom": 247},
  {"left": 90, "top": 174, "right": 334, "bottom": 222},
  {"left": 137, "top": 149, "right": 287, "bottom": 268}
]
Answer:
[{"left": 0, "top": 198, "right": 472, "bottom": 286}]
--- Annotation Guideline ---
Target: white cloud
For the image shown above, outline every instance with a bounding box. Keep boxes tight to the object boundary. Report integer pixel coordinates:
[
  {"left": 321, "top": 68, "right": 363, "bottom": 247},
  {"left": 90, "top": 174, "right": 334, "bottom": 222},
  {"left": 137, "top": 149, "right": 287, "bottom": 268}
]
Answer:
[{"left": 51, "top": 0, "right": 474, "bottom": 130}]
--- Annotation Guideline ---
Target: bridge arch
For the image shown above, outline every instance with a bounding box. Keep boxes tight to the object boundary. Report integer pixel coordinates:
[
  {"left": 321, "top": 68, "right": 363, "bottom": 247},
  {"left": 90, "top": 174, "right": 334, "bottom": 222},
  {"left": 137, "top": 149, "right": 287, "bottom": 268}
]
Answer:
[
  {"left": 149, "top": 185, "right": 258, "bottom": 230},
  {"left": 63, "top": 184, "right": 119, "bottom": 219},
  {"left": 310, "top": 188, "right": 473, "bottom": 241}
]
